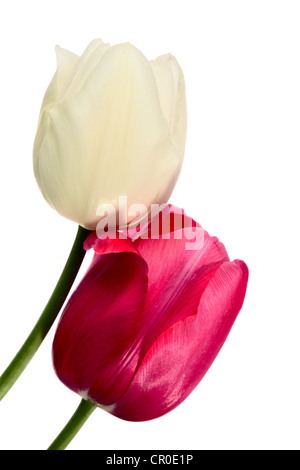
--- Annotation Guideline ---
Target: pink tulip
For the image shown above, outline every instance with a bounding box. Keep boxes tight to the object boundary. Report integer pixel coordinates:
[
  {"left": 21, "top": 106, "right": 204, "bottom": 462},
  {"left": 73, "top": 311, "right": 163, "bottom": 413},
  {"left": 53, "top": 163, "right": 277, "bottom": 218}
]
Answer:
[{"left": 52, "top": 206, "right": 248, "bottom": 421}]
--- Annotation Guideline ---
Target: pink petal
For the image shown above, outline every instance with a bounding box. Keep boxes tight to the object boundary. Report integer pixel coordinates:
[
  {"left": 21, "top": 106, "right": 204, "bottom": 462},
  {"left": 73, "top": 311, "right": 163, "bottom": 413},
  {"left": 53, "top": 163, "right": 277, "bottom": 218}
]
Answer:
[
  {"left": 110, "top": 260, "right": 248, "bottom": 421},
  {"left": 134, "top": 228, "right": 230, "bottom": 357},
  {"left": 83, "top": 230, "right": 129, "bottom": 253},
  {"left": 52, "top": 237, "right": 148, "bottom": 406}
]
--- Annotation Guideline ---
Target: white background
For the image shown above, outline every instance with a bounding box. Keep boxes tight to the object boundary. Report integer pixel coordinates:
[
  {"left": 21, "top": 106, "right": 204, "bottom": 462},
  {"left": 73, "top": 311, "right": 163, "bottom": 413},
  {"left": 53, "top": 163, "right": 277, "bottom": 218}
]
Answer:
[{"left": 0, "top": 0, "right": 299, "bottom": 450}]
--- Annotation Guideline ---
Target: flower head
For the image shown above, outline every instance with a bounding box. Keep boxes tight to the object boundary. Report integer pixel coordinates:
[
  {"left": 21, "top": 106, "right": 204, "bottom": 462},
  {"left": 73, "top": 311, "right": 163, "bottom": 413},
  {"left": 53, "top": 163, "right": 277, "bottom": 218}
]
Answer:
[
  {"left": 33, "top": 39, "right": 187, "bottom": 229},
  {"left": 52, "top": 206, "right": 248, "bottom": 421}
]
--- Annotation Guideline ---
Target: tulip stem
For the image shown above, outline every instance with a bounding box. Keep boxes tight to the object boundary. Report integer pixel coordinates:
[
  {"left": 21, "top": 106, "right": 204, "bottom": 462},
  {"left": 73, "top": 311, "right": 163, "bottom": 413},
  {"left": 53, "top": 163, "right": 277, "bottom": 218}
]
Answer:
[
  {"left": 0, "top": 225, "right": 91, "bottom": 402},
  {"left": 48, "top": 399, "right": 97, "bottom": 450}
]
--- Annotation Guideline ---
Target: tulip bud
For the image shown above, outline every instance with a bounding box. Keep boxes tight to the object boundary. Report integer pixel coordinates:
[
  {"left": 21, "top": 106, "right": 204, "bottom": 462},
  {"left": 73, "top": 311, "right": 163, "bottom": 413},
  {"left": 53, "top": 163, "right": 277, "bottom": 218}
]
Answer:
[
  {"left": 33, "top": 39, "right": 187, "bottom": 229},
  {"left": 52, "top": 206, "right": 248, "bottom": 421}
]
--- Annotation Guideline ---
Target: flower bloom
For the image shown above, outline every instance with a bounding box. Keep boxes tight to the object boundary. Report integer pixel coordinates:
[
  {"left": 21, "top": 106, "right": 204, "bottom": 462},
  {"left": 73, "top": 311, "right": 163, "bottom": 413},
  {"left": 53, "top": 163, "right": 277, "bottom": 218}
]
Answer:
[
  {"left": 52, "top": 206, "right": 248, "bottom": 421},
  {"left": 33, "top": 39, "right": 187, "bottom": 229}
]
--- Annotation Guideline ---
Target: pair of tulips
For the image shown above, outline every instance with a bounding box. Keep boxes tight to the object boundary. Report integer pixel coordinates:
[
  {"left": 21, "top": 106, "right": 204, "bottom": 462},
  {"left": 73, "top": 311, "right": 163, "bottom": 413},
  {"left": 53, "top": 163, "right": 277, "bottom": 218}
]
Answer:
[{"left": 7, "top": 39, "right": 249, "bottom": 428}]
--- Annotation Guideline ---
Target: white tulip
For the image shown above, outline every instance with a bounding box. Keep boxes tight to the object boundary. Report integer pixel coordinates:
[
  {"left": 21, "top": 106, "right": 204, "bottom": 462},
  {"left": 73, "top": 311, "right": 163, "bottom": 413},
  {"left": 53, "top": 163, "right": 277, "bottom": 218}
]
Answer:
[{"left": 33, "top": 39, "right": 187, "bottom": 230}]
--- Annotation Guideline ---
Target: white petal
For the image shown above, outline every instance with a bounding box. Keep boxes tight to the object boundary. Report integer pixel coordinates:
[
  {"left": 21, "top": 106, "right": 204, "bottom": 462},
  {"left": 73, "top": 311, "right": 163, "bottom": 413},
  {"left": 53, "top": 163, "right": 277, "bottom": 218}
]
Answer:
[
  {"left": 38, "top": 46, "right": 79, "bottom": 115},
  {"left": 150, "top": 54, "right": 187, "bottom": 204},
  {"left": 150, "top": 54, "right": 187, "bottom": 159},
  {"left": 58, "top": 38, "right": 110, "bottom": 100},
  {"left": 55, "top": 45, "right": 79, "bottom": 90},
  {"left": 33, "top": 45, "right": 79, "bottom": 178}
]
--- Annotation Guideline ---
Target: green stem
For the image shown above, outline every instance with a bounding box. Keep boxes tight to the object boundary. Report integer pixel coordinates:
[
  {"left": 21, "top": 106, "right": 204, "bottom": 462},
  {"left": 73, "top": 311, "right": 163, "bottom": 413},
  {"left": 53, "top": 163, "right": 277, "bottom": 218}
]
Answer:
[
  {"left": 0, "top": 225, "right": 91, "bottom": 401},
  {"left": 48, "top": 399, "right": 97, "bottom": 450}
]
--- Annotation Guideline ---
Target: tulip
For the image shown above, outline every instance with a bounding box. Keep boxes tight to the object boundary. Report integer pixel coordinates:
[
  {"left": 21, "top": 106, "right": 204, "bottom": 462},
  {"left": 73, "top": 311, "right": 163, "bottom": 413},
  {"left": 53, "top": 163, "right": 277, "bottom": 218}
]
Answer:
[
  {"left": 33, "top": 39, "right": 187, "bottom": 230},
  {"left": 52, "top": 206, "right": 248, "bottom": 421}
]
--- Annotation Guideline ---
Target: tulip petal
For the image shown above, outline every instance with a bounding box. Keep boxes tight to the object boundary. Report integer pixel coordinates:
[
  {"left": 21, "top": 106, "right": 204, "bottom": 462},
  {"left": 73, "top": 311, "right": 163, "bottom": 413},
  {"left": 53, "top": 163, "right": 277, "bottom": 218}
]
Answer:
[
  {"left": 58, "top": 39, "right": 110, "bottom": 100},
  {"left": 110, "top": 260, "right": 248, "bottom": 421},
  {"left": 55, "top": 46, "right": 79, "bottom": 93},
  {"left": 53, "top": 238, "right": 148, "bottom": 406},
  {"left": 134, "top": 227, "right": 230, "bottom": 356},
  {"left": 39, "top": 46, "right": 79, "bottom": 113},
  {"left": 32, "top": 46, "right": 79, "bottom": 184},
  {"left": 150, "top": 54, "right": 187, "bottom": 158},
  {"left": 150, "top": 55, "right": 187, "bottom": 206}
]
